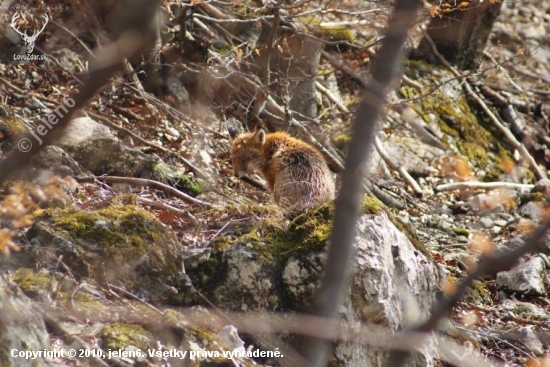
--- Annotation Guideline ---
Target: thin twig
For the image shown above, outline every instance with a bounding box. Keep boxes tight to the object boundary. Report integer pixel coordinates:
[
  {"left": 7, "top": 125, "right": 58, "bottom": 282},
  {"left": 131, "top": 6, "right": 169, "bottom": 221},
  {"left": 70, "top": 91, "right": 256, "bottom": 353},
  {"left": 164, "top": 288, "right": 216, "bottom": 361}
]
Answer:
[
  {"left": 387, "top": 221, "right": 550, "bottom": 366},
  {"left": 301, "top": 1, "right": 424, "bottom": 365},
  {"left": 436, "top": 181, "right": 534, "bottom": 192},
  {"left": 315, "top": 81, "right": 350, "bottom": 115},
  {"left": 77, "top": 175, "right": 215, "bottom": 208},
  {"left": 422, "top": 31, "right": 546, "bottom": 180},
  {"left": 88, "top": 112, "right": 205, "bottom": 179},
  {"left": 374, "top": 136, "right": 423, "bottom": 195},
  {"left": 0, "top": 0, "right": 162, "bottom": 184},
  {"left": 43, "top": 314, "right": 118, "bottom": 367},
  {"left": 107, "top": 283, "right": 163, "bottom": 314},
  {"left": 139, "top": 197, "right": 200, "bottom": 226}
]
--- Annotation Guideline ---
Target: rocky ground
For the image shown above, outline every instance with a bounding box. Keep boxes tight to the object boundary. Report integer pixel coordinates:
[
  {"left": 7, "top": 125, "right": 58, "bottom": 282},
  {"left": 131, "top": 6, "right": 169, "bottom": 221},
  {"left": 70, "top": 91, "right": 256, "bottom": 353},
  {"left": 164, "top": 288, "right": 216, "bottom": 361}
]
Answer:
[{"left": 0, "top": 0, "right": 549, "bottom": 366}]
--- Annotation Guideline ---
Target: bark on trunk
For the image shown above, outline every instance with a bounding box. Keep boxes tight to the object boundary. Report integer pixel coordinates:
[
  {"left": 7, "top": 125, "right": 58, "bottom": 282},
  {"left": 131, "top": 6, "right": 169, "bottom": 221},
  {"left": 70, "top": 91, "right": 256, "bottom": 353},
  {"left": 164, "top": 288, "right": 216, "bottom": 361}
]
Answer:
[{"left": 414, "top": 0, "right": 503, "bottom": 70}]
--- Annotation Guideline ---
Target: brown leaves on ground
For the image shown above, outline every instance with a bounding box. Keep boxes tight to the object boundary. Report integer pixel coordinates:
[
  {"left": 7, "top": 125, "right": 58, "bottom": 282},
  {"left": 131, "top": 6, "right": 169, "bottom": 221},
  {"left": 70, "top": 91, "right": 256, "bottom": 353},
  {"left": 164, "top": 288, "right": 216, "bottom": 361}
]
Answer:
[{"left": 0, "top": 176, "right": 75, "bottom": 256}]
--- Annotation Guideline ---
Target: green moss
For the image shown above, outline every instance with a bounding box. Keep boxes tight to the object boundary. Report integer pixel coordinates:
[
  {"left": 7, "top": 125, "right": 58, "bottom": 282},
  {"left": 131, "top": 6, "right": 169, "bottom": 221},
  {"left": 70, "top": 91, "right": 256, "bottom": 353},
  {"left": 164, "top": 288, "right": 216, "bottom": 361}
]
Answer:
[
  {"left": 12, "top": 268, "right": 57, "bottom": 298},
  {"left": 110, "top": 193, "right": 139, "bottom": 206},
  {"left": 464, "top": 280, "right": 493, "bottom": 305},
  {"left": 101, "top": 323, "right": 153, "bottom": 351},
  {"left": 211, "top": 196, "right": 430, "bottom": 263},
  {"left": 193, "top": 248, "right": 228, "bottom": 291},
  {"left": 212, "top": 236, "right": 233, "bottom": 252},
  {"left": 362, "top": 196, "right": 386, "bottom": 215},
  {"left": 152, "top": 162, "right": 204, "bottom": 197},
  {"left": 48, "top": 205, "right": 159, "bottom": 257},
  {"left": 452, "top": 227, "right": 470, "bottom": 236},
  {"left": 0, "top": 114, "right": 29, "bottom": 153},
  {"left": 196, "top": 196, "right": 431, "bottom": 296},
  {"left": 0, "top": 115, "right": 29, "bottom": 134},
  {"left": 297, "top": 15, "right": 355, "bottom": 43},
  {"left": 174, "top": 174, "right": 203, "bottom": 196},
  {"left": 194, "top": 328, "right": 219, "bottom": 344},
  {"left": 242, "top": 202, "right": 334, "bottom": 262},
  {"left": 162, "top": 309, "right": 186, "bottom": 326},
  {"left": 11, "top": 268, "right": 108, "bottom": 315},
  {"left": 331, "top": 133, "right": 351, "bottom": 151},
  {"left": 363, "top": 195, "right": 431, "bottom": 258},
  {"left": 236, "top": 196, "right": 429, "bottom": 260},
  {"left": 35, "top": 204, "right": 182, "bottom": 291},
  {"left": 401, "top": 61, "right": 513, "bottom": 180},
  {"left": 315, "top": 25, "right": 355, "bottom": 43},
  {"left": 58, "top": 290, "right": 107, "bottom": 316}
]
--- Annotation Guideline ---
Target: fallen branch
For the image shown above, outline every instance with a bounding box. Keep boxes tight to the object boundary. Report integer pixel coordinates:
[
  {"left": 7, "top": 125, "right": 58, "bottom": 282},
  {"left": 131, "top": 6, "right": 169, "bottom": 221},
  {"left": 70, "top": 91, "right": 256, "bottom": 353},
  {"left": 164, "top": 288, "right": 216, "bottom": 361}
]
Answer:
[
  {"left": 388, "top": 220, "right": 550, "bottom": 366},
  {"left": 315, "top": 80, "right": 350, "bottom": 115},
  {"left": 239, "top": 175, "right": 269, "bottom": 191},
  {"left": 422, "top": 31, "right": 546, "bottom": 180},
  {"left": 471, "top": 78, "right": 528, "bottom": 137},
  {"left": 43, "top": 314, "right": 118, "bottom": 367},
  {"left": 374, "top": 136, "right": 423, "bottom": 195},
  {"left": 107, "top": 283, "right": 163, "bottom": 314},
  {"left": 77, "top": 175, "right": 215, "bottom": 208},
  {"left": 463, "top": 303, "right": 548, "bottom": 327},
  {"left": 436, "top": 181, "right": 534, "bottom": 192},
  {"left": 511, "top": 65, "right": 550, "bottom": 84},
  {"left": 88, "top": 112, "right": 205, "bottom": 179},
  {"left": 0, "top": 0, "right": 162, "bottom": 184}
]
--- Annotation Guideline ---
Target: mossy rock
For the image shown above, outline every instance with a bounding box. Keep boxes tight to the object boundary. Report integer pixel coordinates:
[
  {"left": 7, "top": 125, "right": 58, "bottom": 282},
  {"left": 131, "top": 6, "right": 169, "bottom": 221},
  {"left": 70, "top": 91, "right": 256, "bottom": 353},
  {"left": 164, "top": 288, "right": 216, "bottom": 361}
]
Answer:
[
  {"left": 0, "top": 114, "right": 29, "bottom": 152},
  {"left": 12, "top": 268, "right": 58, "bottom": 299},
  {"left": 452, "top": 227, "right": 470, "bottom": 236},
  {"left": 26, "top": 204, "right": 190, "bottom": 303},
  {"left": 0, "top": 115, "right": 29, "bottom": 135},
  {"left": 315, "top": 25, "right": 355, "bottom": 43},
  {"left": 173, "top": 174, "right": 203, "bottom": 196},
  {"left": 152, "top": 162, "right": 204, "bottom": 197},
  {"left": 236, "top": 202, "right": 334, "bottom": 263},
  {"left": 297, "top": 16, "right": 355, "bottom": 44},
  {"left": 191, "top": 195, "right": 436, "bottom": 322},
  {"left": 231, "top": 195, "right": 428, "bottom": 261},
  {"left": 331, "top": 133, "right": 351, "bottom": 151},
  {"left": 401, "top": 61, "right": 514, "bottom": 181},
  {"left": 101, "top": 323, "right": 154, "bottom": 351},
  {"left": 362, "top": 196, "right": 430, "bottom": 258},
  {"left": 464, "top": 280, "right": 493, "bottom": 305}
]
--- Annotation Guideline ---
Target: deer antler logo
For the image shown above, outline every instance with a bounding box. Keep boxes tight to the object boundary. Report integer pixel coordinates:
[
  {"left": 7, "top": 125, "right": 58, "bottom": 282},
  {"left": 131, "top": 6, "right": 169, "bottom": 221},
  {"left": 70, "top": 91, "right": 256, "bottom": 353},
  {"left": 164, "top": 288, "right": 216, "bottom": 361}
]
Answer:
[{"left": 11, "top": 11, "right": 49, "bottom": 54}]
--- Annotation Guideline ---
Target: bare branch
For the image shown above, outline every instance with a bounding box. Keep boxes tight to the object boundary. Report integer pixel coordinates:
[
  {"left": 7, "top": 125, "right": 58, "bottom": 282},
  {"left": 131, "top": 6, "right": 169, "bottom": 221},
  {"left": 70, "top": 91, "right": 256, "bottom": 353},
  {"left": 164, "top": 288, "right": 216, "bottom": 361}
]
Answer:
[
  {"left": 315, "top": 81, "right": 350, "bottom": 115},
  {"left": 421, "top": 31, "right": 547, "bottom": 181},
  {"left": 436, "top": 181, "right": 534, "bottom": 192},
  {"left": 300, "top": 0, "right": 424, "bottom": 365},
  {"left": 76, "top": 175, "right": 215, "bottom": 208},
  {"left": 252, "top": 0, "right": 285, "bottom": 125},
  {"left": 0, "top": 0, "right": 162, "bottom": 184},
  {"left": 387, "top": 221, "right": 550, "bottom": 366},
  {"left": 374, "top": 136, "right": 423, "bottom": 195}
]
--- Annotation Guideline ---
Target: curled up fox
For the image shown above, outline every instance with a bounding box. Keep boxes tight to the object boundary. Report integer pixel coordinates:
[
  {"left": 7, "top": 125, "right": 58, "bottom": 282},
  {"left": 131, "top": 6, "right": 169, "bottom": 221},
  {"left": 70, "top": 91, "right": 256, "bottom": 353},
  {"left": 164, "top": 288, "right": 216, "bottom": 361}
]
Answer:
[{"left": 228, "top": 127, "right": 335, "bottom": 216}]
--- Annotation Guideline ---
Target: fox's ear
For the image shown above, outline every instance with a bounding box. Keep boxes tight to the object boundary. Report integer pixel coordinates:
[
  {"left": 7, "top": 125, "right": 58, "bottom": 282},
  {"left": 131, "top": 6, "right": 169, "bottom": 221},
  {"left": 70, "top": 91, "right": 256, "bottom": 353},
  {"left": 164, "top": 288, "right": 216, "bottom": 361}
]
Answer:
[
  {"left": 228, "top": 126, "right": 238, "bottom": 140},
  {"left": 253, "top": 128, "right": 266, "bottom": 145}
]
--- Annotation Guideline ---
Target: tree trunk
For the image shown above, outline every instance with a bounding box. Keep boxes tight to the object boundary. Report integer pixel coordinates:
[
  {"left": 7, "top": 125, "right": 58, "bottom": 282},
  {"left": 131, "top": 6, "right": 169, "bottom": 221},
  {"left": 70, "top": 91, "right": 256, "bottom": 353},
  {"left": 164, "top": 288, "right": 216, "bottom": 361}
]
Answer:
[
  {"left": 414, "top": 0, "right": 503, "bottom": 70},
  {"left": 249, "top": 24, "right": 322, "bottom": 131}
]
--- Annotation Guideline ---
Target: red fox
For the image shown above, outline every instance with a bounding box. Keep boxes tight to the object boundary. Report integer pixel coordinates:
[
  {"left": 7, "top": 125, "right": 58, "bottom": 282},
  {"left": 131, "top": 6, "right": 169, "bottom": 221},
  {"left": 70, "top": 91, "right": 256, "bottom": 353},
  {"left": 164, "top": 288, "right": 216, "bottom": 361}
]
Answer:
[{"left": 228, "top": 127, "right": 335, "bottom": 215}]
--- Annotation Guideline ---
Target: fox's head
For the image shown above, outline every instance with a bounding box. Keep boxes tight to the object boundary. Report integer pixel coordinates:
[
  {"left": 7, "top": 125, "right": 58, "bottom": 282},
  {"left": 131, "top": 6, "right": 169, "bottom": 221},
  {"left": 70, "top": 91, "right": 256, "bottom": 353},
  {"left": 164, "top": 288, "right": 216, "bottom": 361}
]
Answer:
[{"left": 228, "top": 127, "right": 266, "bottom": 178}]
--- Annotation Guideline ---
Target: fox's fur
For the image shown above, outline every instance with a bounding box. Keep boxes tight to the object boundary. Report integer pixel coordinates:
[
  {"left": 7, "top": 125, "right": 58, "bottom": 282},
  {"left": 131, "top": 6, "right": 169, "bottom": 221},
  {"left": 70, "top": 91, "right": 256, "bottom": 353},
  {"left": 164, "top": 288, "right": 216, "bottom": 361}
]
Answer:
[{"left": 229, "top": 127, "right": 335, "bottom": 215}]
